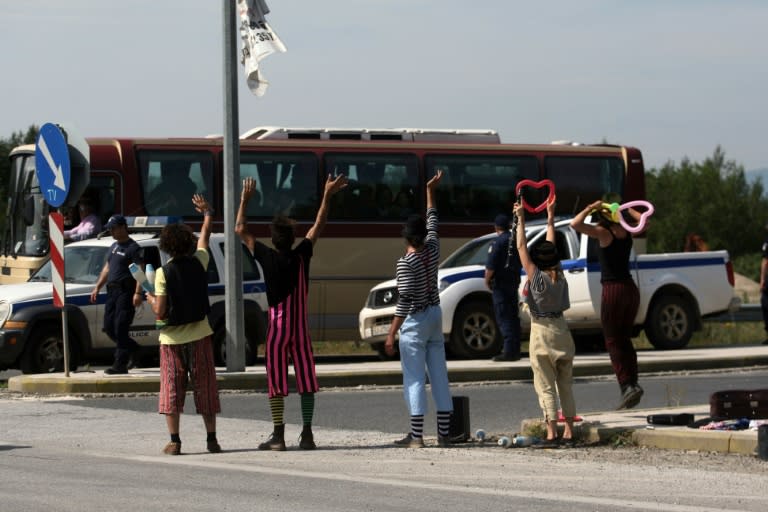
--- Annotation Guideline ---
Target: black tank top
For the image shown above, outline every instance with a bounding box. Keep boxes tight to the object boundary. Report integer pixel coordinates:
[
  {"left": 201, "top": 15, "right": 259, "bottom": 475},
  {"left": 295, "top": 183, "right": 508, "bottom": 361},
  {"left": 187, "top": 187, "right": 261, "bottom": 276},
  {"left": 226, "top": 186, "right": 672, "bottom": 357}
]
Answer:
[
  {"left": 163, "top": 256, "right": 210, "bottom": 326},
  {"left": 598, "top": 229, "right": 632, "bottom": 282}
]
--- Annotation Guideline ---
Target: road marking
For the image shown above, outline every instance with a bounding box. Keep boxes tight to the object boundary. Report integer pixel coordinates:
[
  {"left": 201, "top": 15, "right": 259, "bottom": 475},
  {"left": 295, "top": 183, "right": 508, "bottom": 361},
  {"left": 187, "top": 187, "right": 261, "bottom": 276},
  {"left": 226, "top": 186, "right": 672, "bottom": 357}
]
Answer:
[{"left": 117, "top": 453, "right": 747, "bottom": 512}]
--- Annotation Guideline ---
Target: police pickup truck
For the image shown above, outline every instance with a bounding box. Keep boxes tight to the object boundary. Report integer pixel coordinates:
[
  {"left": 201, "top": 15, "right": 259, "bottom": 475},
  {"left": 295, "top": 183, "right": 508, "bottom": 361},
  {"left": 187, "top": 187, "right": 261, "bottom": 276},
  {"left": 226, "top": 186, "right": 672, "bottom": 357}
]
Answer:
[
  {"left": 359, "top": 217, "right": 741, "bottom": 359},
  {"left": 0, "top": 221, "right": 267, "bottom": 374}
]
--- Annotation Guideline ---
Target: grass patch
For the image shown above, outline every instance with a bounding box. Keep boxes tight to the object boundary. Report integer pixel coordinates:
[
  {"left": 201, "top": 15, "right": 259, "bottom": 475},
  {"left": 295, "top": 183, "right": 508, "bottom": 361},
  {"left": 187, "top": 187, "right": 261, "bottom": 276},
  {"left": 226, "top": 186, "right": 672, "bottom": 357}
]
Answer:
[
  {"left": 313, "top": 340, "right": 378, "bottom": 356},
  {"left": 632, "top": 321, "right": 765, "bottom": 350}
]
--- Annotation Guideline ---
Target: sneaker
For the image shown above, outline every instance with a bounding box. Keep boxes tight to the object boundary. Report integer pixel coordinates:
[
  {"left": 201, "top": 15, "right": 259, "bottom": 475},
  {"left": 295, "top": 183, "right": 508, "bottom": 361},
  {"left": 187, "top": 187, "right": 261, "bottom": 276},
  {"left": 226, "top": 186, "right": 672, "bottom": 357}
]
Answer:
[
  {"left": 206, "top": 440, "right": 222, "bottom": 453},
  {"left": 104, "top": 365, "right": 128, "bottom": 375},
  {"left": 394, "top": 433, "right": 424, "bottom": 448},
  {"left": 298, "top": 431, "right": 316, "bottom": 450},
  {"left": 492, "top": 352, "right": 521, "bottom": 362},
  {"left": 437, "top": 435, "right": 452, "bottom": 448},
  {"left": 163, "top": 441, "right": 181, "bottom": 455},
  {"left": 617, "top": 384, "right": 644, "bottom": 410}
]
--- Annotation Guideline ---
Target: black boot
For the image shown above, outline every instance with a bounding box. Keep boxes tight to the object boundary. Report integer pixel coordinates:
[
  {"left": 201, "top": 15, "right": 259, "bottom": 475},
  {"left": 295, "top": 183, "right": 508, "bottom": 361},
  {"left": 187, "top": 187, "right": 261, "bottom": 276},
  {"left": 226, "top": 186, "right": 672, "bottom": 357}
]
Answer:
[
  {"left": 258, "top": 424, "right": 286, "bottom": 451},
  {"left": 299, "top": 425, "right": 316, "bottom": 450}
]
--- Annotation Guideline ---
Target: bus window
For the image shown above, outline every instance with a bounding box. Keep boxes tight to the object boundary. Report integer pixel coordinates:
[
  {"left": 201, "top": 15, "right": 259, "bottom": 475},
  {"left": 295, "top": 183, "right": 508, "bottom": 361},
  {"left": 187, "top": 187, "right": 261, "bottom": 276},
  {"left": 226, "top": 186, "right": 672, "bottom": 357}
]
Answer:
[
  {"left": 240, "top": 152, "right": 318, "bottom": 220},
  {"left": 545, "top": 156, "right": 624, "bottom": 212},
  {"left": 425, "top": 155, "right": 539, "bottom": 222},
  {"left": 138, "top": 151, "right": 215, "bottom": 217},
  {"left": 324, "top": 153, "right": 419, "bottom": 220}
]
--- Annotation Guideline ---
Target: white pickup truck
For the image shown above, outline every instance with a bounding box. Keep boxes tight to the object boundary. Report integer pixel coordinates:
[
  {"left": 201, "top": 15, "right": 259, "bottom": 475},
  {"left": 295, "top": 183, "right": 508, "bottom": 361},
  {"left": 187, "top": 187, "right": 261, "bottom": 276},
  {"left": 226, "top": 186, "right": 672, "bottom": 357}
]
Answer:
[
  {"left": 0, "top": 228, "right": 268, "bottom": 374},
  {"left": 359, "top": 217, "right": 741, "bottom": 359}
]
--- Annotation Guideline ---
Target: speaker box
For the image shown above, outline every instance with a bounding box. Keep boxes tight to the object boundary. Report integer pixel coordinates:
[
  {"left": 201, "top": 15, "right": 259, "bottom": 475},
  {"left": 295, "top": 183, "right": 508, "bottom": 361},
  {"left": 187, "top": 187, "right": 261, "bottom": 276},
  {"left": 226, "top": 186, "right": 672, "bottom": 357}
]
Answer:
[{"left": 449, "top": 395, "right": 470, "bottom": 442}]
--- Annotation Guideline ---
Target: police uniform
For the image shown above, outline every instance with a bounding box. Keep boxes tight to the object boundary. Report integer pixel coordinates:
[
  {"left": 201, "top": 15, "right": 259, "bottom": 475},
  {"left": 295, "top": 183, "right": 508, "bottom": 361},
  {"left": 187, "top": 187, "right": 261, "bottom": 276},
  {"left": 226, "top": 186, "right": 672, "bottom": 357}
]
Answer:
[
  {"left": 103, "top": 237, "right": 144, "bottom": 369},
  {"left": 486, "top": 217, "right": 522, "bottom": 359}
]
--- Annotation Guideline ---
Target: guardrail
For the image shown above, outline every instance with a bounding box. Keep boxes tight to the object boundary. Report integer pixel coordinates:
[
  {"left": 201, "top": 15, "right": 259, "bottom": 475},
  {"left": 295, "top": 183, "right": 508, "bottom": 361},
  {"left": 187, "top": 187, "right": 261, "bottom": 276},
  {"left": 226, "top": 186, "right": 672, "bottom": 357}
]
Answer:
[{"left": 705, "top": 303, "right": 762, "bottom": 323}]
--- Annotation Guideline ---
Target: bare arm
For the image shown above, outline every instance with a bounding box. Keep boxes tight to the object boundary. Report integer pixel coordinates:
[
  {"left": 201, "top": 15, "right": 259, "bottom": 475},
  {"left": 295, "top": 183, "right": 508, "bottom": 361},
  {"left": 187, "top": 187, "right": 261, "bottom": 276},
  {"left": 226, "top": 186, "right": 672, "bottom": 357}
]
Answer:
[
  {"left": 570, "top": 199, "right": 612, "bottom": 247},
  {"left": 235, "top": 177, "right": 258, "bottom": 254},
  {"left": 545, "top": 195, "right": 556, "bottom": 243},
  {"left": 193, "top": 194, "right": 213, "bottom": 250},
  {"left": 384, "top": 315, "right": 406, "bottom": 357},
  {"left": 90, "top": 261, "right": 109, "bottom": 303},
  {"left": 426, "top": 169, "right": 443, "bottom": 210},
  {"left": 306, "top": 174, "right": 348, "bottom": 245},
  {"left": 515, "top": 202, "right": 536, "bottom": 278}
]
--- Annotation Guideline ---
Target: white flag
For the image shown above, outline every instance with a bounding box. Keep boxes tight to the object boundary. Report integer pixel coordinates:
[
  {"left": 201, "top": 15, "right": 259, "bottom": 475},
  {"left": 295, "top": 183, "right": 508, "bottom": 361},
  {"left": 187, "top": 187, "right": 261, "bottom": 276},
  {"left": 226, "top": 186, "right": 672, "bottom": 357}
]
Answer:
[{"left": 238, "top": 0, "right": 287, "bottom": 97}]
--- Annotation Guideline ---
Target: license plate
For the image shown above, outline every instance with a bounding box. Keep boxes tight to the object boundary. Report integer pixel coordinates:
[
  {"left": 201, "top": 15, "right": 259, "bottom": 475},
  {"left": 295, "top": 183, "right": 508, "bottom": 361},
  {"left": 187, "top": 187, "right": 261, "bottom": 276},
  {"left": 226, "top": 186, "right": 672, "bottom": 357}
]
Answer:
[{"left": 371, "top": 323, "right": 390, "bottom": 336}]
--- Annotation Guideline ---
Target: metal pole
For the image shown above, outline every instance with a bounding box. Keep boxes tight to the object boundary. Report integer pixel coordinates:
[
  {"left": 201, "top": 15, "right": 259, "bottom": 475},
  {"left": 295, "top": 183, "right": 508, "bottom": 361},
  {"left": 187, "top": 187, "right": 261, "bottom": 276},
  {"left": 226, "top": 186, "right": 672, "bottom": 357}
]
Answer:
[
  {"left": 223, "top": 0, "right": 245, "bottom": 371},
  {"left": 62, "top": 305, "right": 69, "bottom": 377}
]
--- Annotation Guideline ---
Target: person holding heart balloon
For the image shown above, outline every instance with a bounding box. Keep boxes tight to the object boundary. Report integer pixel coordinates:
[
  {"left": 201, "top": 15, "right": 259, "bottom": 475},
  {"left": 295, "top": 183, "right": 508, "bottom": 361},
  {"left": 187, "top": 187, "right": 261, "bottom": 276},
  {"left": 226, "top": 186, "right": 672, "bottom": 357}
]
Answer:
[{"left": 571, "top": 196, "right": 650, "bottom": 410}]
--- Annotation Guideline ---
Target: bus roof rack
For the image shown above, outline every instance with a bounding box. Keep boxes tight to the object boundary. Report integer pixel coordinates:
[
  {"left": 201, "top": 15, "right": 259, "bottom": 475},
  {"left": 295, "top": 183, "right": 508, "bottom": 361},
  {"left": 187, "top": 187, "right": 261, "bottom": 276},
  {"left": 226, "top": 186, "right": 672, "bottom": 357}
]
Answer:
[{"left": 240, "top": 127, "right": 501, "bottom": 144}]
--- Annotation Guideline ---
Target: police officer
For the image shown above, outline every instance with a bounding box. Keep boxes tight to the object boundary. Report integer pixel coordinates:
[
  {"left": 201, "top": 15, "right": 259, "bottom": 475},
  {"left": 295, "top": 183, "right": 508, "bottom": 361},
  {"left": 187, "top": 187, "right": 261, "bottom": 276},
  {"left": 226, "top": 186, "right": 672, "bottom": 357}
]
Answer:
[
  {"left": 90, "top": 215, "right": 144, "bottom": 374},
  {"left": 485, "top": 214, "right": 522, "bottom": 361}
]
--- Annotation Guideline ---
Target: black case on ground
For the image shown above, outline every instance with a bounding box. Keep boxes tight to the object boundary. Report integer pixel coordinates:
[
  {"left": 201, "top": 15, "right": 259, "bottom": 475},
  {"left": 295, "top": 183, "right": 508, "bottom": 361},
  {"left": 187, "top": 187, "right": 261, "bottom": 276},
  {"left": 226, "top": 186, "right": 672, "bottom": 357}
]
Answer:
[
  {"left": 646, "top": 413, "right": 694, "bottom": 426},
  {"left": 709, "top": 389, "right": 768, "bottom": 419},
  {"left": 449, "top": 396, "right": 470, "bottom": 442}
]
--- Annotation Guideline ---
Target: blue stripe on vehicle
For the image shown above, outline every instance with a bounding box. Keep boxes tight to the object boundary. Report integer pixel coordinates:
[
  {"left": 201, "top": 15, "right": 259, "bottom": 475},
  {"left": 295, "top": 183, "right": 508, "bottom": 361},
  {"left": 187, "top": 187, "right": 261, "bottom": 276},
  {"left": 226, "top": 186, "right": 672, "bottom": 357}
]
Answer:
[{"left": 439, "top": 256, "right": 725, "bottom": 287}]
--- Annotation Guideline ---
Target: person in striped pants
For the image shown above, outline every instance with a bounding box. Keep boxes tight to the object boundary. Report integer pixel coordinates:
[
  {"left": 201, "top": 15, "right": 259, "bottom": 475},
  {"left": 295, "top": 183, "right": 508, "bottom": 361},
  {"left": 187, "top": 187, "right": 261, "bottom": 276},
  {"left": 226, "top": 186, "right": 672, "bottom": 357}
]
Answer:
[{"left": 236, "top": 174, "right": 347, "bottom": 450}]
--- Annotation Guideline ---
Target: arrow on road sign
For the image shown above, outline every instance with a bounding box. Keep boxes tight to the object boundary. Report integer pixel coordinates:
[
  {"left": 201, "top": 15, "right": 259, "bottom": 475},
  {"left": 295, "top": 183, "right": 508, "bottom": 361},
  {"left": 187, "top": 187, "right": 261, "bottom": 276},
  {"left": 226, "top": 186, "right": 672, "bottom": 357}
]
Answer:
[{"left": 37, "top": 132, "right": 66, "bottom": 190}]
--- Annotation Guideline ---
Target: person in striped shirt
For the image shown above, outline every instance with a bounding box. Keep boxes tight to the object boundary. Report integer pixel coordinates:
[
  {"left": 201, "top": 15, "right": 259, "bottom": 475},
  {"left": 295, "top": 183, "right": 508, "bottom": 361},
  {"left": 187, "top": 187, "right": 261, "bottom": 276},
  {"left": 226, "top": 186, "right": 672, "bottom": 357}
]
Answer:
[{"left": 384, "top": 170, "right": 454, "bottom": 448}]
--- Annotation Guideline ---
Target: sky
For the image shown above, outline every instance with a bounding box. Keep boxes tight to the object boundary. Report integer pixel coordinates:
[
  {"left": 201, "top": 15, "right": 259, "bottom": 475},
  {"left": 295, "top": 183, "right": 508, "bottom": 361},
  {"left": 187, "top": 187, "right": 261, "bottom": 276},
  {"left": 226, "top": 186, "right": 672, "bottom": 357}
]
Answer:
[{"left": 2, "top": 0, "right": 766, "bottom": 172}]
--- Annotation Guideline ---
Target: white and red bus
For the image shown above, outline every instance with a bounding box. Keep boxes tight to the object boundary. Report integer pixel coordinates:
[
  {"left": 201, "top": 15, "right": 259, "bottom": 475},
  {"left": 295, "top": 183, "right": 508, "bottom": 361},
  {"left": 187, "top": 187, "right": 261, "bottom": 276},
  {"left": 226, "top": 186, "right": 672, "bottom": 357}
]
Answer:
[{"left": 0, "top": 127, "right": 646, "bottom": 347}]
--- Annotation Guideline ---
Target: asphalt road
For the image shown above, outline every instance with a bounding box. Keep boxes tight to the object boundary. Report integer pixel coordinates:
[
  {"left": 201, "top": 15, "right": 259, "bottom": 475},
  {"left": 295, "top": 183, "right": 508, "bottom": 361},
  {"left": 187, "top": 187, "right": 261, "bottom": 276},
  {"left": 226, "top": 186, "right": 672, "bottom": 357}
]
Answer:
[{"left": 2, "top": 368, "right": 767, "bottom": 512}]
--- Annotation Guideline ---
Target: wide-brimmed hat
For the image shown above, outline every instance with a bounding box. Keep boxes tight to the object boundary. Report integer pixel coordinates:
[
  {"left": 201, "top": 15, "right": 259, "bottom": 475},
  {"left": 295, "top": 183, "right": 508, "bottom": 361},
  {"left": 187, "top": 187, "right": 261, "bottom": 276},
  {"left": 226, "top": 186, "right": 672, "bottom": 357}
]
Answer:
[
  {"left": 531, "top": 241, "right": 559, "bottom": 269},
  {"left": 402, "top": 214, "right": 426, "bottom": 239}
]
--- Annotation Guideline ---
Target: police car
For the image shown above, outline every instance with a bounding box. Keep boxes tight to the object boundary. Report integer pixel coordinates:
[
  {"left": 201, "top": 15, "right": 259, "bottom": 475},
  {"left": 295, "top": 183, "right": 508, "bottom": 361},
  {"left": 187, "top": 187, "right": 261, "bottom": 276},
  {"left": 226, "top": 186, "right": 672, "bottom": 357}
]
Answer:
[
  {"left": 360, "top": 216, "right": 740, "bottom": 359},
  {"left": 0, "top": 218, "right": 268, "bottom": 374}
]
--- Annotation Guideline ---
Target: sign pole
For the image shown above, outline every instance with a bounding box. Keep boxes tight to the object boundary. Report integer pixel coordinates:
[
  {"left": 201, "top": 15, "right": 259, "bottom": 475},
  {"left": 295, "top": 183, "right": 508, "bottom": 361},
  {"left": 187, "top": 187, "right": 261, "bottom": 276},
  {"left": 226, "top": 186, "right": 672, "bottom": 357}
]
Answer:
[
  {"left": 223, "top": 0, "right": 245, "bottom": 370},
  {"left": 49, "top": 212, "right": 70, "bottom": 377}
]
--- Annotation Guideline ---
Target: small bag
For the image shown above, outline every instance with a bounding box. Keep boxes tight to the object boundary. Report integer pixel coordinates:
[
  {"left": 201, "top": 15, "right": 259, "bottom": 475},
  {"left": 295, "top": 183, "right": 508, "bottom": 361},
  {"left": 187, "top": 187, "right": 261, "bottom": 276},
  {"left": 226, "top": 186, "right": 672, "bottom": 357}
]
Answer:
[{"left": 709, "top": 389, "right": 768, "bottom": 419}]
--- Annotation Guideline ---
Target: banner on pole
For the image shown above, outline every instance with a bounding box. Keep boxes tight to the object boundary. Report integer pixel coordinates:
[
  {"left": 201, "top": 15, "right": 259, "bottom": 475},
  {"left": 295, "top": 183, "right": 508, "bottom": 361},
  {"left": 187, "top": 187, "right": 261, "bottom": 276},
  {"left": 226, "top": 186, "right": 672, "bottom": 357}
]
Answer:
[{"left": 238, "top": 0, "right": 287, "bottom": 97}]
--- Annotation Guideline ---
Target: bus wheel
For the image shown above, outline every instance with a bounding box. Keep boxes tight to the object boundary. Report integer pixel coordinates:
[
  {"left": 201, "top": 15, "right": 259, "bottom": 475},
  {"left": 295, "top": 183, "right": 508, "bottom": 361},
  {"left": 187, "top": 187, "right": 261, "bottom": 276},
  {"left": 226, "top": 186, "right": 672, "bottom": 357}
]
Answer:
[
  {"left": 213, "top": 326, "right": 259, "bottom": 366},
  {"left": 449, "top": 301, "right": 501, "bottom": 359},
  {"left": 645, "top": 295, "right": 694, "bottom": 350},
  {"left": 20, "top": 325, "right": 79, "bottom": 374}
]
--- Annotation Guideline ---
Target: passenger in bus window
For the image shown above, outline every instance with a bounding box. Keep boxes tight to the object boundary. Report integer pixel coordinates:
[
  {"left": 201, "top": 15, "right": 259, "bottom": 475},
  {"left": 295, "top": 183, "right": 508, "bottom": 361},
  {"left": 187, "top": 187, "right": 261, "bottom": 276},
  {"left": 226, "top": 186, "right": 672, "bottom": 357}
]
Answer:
[
  {"left": 375, "top": 184, "right": 394, "bottom": 218},
  {"left": 147, "top": 162, "right": 197, "bottom": 216},
  {"left": 236, "top": 173, "right": 348, "bottom": 451},
  {"left": 64, "top": 198, "right": 102, "bottom": 243},
  {"left": 394, "top": 186, "right": 415, "bottom": 219},
  {"left": 384, "top": 170, "right": 455, "bottom": 448}
]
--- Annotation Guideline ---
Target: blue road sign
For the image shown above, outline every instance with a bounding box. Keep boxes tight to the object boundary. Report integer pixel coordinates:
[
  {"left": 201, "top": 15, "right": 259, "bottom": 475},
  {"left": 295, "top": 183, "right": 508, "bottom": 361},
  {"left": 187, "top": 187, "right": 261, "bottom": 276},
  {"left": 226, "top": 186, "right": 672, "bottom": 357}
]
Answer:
[{"left": 35, "top": 123, "right": 71, "bottom": 208}]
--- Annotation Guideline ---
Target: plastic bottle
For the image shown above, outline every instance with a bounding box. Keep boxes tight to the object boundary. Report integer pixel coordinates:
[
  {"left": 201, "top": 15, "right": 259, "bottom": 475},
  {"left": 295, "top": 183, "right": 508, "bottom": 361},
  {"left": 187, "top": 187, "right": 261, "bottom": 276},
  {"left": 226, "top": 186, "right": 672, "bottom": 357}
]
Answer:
[
  {"left": 129, "top": 263, "right": 154, "bottom": 294},
  {"left": 475, "top": 429, "right": 486, "bottom": 443},
  {"left": 497, "top": 436, "right": 511, "bottom": 448},
  {"left": 512, "top": 435, "right": 538, "bottom": 447},
  {"left": 145, "top": 264, "right": 156, "bottom": 292}
]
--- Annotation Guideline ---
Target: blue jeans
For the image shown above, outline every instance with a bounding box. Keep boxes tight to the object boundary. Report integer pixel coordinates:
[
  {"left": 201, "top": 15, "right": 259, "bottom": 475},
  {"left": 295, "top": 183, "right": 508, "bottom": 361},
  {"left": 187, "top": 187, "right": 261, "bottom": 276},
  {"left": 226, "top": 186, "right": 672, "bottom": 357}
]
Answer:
[
  {"left": 493, "top": 285, "right": 521, "bottom": 356},
  {"left": 398, "top": 305, "right": 453, "bottom": 416}
]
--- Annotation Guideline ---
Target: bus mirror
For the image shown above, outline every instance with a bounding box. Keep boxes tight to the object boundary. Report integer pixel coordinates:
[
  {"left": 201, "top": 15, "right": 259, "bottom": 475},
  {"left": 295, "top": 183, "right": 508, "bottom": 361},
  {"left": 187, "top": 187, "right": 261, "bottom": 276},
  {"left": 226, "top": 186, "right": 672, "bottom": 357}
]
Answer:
[{"left": 22, "top": 196, "right": 35, "bottom": 226}]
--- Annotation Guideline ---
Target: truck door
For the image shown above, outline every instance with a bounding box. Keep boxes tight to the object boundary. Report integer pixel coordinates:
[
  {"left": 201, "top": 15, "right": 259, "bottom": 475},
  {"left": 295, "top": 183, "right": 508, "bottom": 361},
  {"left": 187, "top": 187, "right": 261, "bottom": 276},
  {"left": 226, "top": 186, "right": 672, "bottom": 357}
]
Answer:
[{"left": 560, "top": 227, "right": 598, "bottom": 325}]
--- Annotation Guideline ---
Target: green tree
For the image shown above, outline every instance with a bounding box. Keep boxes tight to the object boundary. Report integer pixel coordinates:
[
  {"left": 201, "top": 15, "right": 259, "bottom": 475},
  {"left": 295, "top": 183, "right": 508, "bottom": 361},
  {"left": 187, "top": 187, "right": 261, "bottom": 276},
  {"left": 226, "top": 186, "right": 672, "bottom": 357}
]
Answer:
[
  {"left": 0, "top": 125, "right": 39, "bottom": 229},
  {"left": 645, "top": 146, "right": 768, "bottom": 277}
]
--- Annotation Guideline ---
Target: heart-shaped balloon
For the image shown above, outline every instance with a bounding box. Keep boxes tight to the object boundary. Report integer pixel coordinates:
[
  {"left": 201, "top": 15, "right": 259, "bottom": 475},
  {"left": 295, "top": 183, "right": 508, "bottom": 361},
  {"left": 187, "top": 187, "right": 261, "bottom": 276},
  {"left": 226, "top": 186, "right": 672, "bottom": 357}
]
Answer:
[
  {"left": 618, "top": 200, "right": 654, "bottom": 233},
  {"left": 515, "top": 179, "right": 555, "bottom": 213}
]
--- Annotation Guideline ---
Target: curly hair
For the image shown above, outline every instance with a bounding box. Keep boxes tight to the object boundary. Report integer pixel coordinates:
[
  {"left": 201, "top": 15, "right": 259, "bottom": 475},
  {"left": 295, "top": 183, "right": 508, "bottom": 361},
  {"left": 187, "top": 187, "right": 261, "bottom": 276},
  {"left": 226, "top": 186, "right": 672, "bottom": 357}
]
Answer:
[
  {"left": 159, "top": 223, "right": 196, "bottom": 258},
  {"left": 271, "top": 215, "right": 296, "bottom": 252}
]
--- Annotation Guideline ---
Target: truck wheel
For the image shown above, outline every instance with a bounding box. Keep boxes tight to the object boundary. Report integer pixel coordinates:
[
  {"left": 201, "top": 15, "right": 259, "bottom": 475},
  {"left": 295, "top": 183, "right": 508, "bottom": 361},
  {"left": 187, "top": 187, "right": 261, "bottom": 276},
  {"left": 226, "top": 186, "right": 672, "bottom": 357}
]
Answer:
[
  {"left": 449, "top": 300, "right": 501, "bottom": 358},
  {"left": 645, "top": 295, "right": 694, "bottom": 350},
  {"left": 213, "top": 326, "right": 258, "bottom": 366},
  {"left": 19, "top": 325, "right": 79, "bottom": 374}
]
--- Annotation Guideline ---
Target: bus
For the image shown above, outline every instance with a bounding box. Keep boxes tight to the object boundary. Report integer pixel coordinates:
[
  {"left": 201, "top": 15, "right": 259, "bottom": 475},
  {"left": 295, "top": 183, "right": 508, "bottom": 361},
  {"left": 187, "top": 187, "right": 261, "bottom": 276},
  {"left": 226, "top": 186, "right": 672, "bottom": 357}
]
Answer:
[{"left": 0, "top": 127, "right": 646, "bottom": 348}]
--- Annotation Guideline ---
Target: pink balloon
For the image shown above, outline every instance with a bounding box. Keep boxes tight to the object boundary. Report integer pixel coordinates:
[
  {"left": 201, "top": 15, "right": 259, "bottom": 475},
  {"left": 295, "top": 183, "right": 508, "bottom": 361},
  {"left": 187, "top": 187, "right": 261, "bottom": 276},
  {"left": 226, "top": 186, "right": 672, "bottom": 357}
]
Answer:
[
  {"left": 515, "top": 179, "right": 555, "bottom": 213},
  {"left": 618, "top": 200, "right": 654, "bottom": 233}
]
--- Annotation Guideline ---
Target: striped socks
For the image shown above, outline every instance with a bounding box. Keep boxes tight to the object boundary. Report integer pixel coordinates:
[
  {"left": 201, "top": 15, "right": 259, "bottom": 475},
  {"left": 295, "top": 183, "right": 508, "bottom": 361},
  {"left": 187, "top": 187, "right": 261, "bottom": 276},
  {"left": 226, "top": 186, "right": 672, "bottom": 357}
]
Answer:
[
  {"left": 410, "top": 415, "right": 424, "bottom": 439},
  {"left": 300, "top": 393, "right": 315, "bottom": 426},
  {"left": 268, "top": 396, "right": 285, "bottom": 426},
  {"left": 437, "top": 411, "right": 451, "bottom": 437}
]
